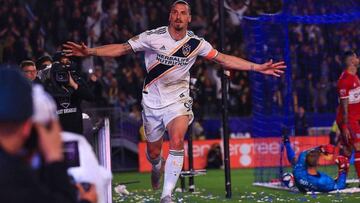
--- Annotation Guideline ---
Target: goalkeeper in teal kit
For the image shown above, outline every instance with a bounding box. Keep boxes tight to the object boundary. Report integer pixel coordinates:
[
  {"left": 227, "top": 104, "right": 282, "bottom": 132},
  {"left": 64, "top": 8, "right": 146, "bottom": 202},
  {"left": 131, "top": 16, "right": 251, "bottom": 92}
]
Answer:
[{"left": 283, "top": 135, "right": 349, "bottom": 192}]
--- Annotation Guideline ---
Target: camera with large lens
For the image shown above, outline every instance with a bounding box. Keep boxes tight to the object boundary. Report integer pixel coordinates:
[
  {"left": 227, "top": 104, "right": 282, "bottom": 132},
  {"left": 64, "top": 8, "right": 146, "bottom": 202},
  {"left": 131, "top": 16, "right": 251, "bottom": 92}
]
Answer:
[
  {"left": 44, "top": 61, "right": 77, "bottom": 99},
  {"left": 50, "top": 51, "right": 79, "bottom": 85},
  {"left": 51, "top": 62, "right": 70, "bottom": 85}
]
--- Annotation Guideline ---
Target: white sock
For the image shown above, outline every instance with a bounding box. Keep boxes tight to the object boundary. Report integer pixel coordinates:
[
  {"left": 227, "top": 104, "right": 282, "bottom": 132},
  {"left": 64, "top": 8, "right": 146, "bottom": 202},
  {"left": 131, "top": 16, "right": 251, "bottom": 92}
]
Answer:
[{"left": 161, "top": 150, "right": 184, "bottom": 198}]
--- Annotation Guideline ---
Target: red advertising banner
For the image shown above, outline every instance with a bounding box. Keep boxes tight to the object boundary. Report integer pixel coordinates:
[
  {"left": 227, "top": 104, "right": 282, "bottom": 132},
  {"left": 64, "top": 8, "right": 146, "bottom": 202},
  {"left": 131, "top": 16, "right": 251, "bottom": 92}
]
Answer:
[{"left": 138, "top": 135, "right": 332, "bottom": 172}]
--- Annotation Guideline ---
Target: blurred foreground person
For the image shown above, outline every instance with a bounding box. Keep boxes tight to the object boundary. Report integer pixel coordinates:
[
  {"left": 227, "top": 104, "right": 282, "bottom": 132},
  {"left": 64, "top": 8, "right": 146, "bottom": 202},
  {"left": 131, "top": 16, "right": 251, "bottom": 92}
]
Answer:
[
  {"left": 32, "top": 84, "right": 110, "bottom": 203},
  {"left": 0, "top": 69, "right": 95, "bottom": 203}
]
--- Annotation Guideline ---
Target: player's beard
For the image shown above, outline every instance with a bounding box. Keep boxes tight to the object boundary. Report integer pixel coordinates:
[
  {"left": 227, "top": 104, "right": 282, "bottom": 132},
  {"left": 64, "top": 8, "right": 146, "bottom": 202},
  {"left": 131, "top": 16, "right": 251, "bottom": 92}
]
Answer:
[
  {"left": 174, "top": 25, "right": 183, "bottom": 31},
  {"left": 174, "top": 20, "right": 186, "bottom": 31}
]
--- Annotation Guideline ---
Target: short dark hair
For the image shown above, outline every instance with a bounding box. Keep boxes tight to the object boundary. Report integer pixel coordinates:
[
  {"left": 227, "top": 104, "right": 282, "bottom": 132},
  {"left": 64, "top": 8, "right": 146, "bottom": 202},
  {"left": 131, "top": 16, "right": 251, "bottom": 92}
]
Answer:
[
  {"left": 306, "top": 150, "right": 320, "bottom": 167},
  {"left": 20, "top": 60, "right": 35, "bottom": 69},
  {"left": 171, "top": 0, "right": 191, "bottom": 14},
  {"left": 343, "top": 50, "right": 356, "bottom": 62}
]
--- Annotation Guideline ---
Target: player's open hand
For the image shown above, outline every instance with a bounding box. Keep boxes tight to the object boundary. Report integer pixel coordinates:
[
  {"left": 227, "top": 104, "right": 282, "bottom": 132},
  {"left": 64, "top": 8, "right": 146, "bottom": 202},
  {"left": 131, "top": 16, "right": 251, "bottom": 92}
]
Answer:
[
  {"left": 257, "top": 59, "right": 286, "bottom": 77},
  {"left": 63, "top": 41, "right": 89, "bottom": 57}
]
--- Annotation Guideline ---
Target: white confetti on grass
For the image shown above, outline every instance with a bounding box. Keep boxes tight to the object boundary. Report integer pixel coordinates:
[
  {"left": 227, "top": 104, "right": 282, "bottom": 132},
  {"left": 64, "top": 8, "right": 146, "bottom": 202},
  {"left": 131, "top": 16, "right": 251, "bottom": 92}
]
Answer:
[{"left": 113, "top": 183, "right": 358, "bottom": 203}]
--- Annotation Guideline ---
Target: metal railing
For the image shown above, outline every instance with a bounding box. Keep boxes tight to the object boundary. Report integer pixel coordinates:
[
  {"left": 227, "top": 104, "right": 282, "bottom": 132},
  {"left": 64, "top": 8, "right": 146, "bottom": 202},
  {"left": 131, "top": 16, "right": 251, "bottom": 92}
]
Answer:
[{"left": 83, "top": 107, "right": 141, "bottom": 171}]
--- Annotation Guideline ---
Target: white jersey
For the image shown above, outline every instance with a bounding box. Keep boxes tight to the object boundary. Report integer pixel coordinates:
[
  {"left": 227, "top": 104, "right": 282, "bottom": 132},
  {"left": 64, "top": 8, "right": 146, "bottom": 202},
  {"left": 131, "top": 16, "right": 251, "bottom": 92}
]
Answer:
[{"left": 127, "top": 26, "right": 218, "bottom": 108}]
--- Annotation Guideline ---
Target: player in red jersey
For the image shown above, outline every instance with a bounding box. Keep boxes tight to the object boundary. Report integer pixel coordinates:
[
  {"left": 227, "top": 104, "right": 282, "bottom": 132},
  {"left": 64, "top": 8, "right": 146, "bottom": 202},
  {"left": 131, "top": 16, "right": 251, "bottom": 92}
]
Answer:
[{"left": 336, "top": 50, "right": 360, "bottom": 181}]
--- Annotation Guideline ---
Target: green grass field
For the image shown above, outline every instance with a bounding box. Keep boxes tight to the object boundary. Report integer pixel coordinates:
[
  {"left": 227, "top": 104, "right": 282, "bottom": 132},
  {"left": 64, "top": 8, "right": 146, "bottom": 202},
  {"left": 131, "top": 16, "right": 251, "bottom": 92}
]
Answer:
[{"left": 112, "top": 168, "right": 360, "bottom": 203}]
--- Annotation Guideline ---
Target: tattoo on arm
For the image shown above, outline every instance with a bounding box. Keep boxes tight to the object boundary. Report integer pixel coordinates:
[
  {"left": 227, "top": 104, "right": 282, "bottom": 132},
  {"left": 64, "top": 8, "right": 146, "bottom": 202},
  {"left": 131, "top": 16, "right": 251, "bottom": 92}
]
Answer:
[
  {"left": 90, "top": 43, "right": 133, "bottom": 57},
  {"left": 212, "top": 52, "right": 226, "bottom": 65},
  {"left": 341, "top": 98, "right": 349, "bottom": 125},
  {"left": 123, "top": 42, "right": 133, "bottom": 54}
]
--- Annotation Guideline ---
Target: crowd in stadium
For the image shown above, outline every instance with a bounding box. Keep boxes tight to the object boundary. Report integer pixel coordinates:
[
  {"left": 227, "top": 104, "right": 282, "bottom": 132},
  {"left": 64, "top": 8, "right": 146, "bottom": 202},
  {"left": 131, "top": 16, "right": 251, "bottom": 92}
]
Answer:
[
  {"left": 0, "top": 0, "right": 359, "bottom": 119},
  {"left": 290, "top": 22, "right": 359, "bottom": 113}
]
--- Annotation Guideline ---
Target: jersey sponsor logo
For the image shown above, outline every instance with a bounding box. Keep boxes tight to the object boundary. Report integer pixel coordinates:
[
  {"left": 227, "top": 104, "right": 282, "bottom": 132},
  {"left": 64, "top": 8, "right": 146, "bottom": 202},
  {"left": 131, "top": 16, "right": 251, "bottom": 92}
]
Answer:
[
  {"left": 349, "top": 87, "right": 360, "bottom": 104},
  {"left": 156, "top": 54, "right": 190, "bottom": 66}
]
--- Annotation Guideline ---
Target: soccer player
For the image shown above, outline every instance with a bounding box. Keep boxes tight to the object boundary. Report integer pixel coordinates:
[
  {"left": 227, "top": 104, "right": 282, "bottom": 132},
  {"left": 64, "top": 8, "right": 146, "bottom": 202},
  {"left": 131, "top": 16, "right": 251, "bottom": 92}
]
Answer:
[
  {"left": 336, "top": 51, "right": 360, "bottom": 182},
  {"left": 283, "top": 134, "right": 349, "bottom": 192},
  {"left": 63, "top": 1, "right": 286, "bottom": 202}
]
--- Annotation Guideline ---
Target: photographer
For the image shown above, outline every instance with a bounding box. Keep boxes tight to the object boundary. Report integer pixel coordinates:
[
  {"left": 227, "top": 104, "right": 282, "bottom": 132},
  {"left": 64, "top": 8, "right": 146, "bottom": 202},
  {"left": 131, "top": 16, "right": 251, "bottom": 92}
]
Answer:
[
  {"left": 0, "top": 69, "right": 95, "bottom": 203},
  {"left": 44, "top": 52, "right": 94, "bottom": 134}
]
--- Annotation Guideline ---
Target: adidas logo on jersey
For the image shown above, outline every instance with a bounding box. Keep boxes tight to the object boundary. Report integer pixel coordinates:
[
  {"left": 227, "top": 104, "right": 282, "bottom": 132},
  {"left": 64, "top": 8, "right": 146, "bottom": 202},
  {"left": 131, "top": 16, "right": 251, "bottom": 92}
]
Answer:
[{"left": 160, "top": 45, "right": 166, "bottom": 50}]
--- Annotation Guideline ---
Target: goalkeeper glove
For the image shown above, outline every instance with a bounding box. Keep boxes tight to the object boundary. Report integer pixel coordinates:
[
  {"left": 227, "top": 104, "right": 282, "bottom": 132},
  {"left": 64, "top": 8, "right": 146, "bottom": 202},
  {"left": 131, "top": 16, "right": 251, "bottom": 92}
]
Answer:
[{"left": 335, "top": 155, "right": 350, "bottom": 174}]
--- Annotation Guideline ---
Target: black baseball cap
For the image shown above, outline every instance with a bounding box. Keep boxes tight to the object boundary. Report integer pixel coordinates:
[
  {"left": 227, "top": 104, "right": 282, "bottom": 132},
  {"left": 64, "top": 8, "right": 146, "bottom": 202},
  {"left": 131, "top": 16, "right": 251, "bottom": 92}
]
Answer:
[
  {"left": 0, "top": 69, "right": 33, "bottom": 122},
  {"left": 36, "top": 55, "right": 53, "bottom": 70},
  {"left": 53, "top": 51, "right": 68, "bottom": 62}
]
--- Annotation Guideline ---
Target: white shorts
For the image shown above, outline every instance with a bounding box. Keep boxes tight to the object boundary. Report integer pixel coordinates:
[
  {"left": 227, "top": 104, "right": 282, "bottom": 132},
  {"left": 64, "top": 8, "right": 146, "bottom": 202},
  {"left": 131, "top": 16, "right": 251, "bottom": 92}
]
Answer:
[{"left": 142, "top": 97, "right": 194, "bottom": 143}]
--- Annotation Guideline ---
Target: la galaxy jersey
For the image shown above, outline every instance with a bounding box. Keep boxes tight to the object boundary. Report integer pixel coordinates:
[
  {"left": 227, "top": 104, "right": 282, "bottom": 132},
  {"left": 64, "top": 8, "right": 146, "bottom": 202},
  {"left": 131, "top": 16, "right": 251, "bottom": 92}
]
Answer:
[{"left": 127, "top": 26, "right": 218, "bottom": 108}]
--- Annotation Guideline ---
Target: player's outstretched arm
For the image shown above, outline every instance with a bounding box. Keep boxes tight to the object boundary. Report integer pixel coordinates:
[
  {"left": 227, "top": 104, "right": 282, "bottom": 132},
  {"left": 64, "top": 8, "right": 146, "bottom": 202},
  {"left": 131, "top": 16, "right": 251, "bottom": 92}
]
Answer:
[
  {"left": 213, "top": 52, "right": 286, "bottom": 77},
  {"left": 63, "top": 42, "right": 133, "bottom": 58}
]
